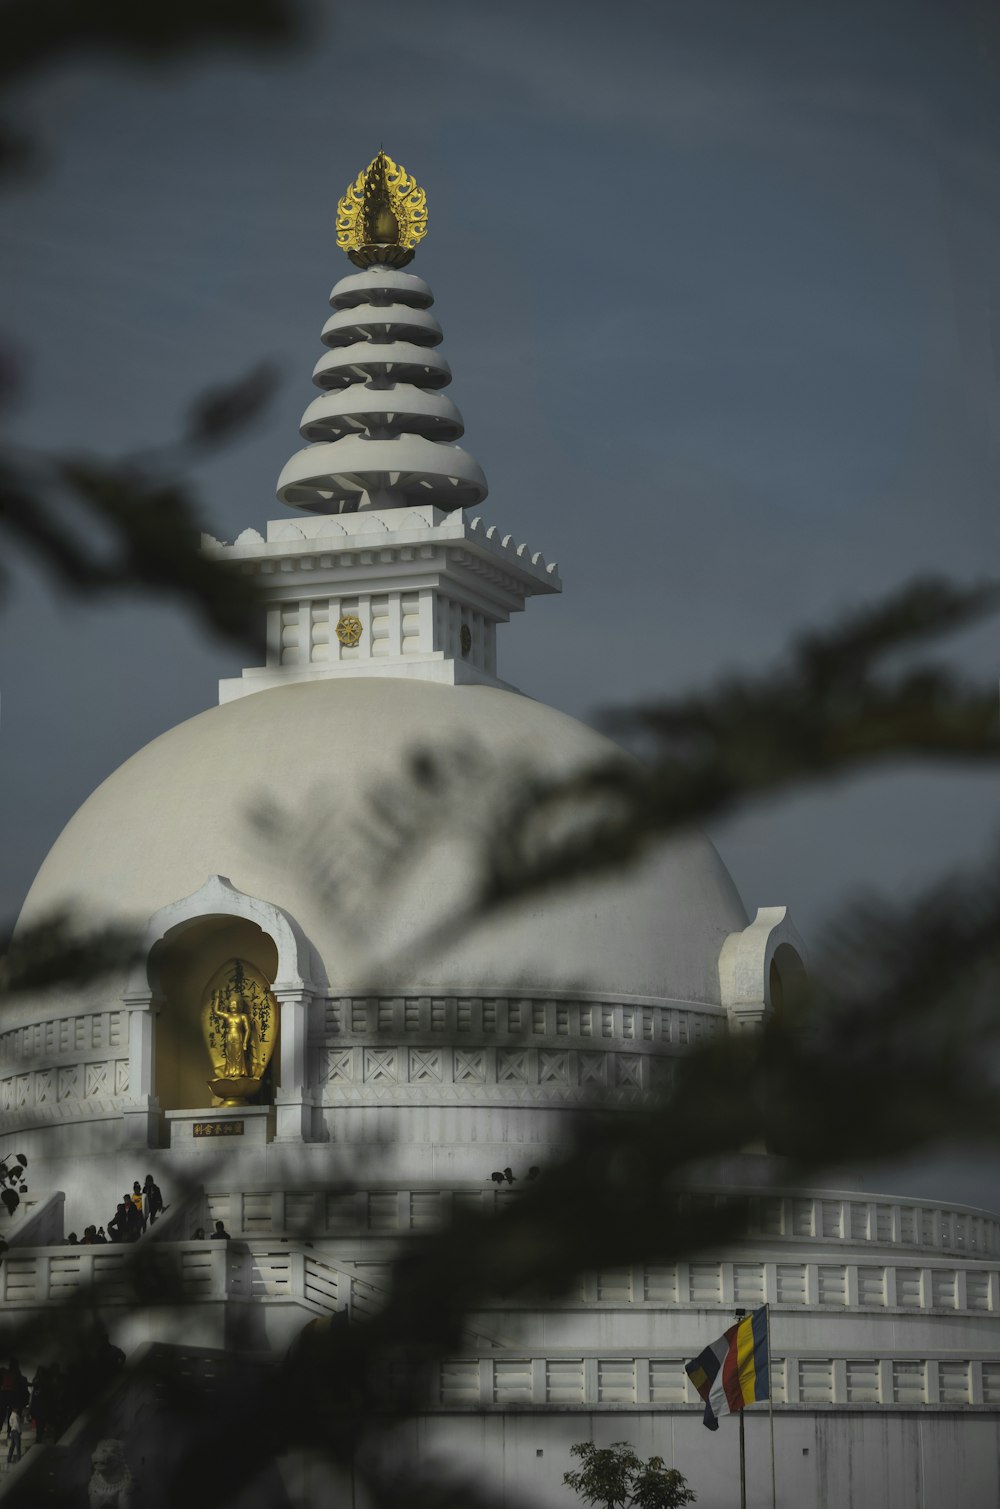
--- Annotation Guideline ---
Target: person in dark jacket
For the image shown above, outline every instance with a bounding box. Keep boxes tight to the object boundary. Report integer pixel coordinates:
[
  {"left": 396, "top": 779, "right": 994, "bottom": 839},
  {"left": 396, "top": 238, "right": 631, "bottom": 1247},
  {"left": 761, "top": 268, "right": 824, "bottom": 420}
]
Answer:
[
  {"left": 142, "top": 1174, "right": 164, "bottom": 1227},
  {"left": 130, "top": 1182, "right": 146, "bottom": 1233},
  {"left": 108, "top": 1197, "right": 140, "bottom": 1244},
  {"left": 123, "top": 1193, "right": 142, "bottom": 1242}
]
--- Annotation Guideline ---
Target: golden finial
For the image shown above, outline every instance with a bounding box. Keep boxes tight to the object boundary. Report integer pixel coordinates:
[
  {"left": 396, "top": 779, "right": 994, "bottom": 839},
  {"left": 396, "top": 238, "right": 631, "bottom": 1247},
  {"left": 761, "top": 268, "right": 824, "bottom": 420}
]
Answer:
[{"left": 336, "top": 150, "right": 428, "bottom": 269}]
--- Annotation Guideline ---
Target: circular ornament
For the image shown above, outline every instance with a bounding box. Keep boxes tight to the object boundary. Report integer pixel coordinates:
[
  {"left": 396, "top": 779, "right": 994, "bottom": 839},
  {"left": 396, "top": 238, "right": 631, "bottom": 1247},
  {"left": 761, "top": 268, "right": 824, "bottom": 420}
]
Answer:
[
  {"left": 336, "top": 614, "right": 363, "bottom": 647},
  {"left": 460, "top": 624, "right": 472, "bottom": 656}
]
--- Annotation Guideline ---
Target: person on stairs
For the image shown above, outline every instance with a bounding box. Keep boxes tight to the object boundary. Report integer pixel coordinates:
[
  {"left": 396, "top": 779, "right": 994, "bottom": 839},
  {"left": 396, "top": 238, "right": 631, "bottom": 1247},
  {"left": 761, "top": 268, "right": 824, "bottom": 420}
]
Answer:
[
  {"left": 6, "top": 1407, "right": 21, "bottom": 1465},
  {"left": 141, "top": 1174, "right": 164, "bottom": 1227}
]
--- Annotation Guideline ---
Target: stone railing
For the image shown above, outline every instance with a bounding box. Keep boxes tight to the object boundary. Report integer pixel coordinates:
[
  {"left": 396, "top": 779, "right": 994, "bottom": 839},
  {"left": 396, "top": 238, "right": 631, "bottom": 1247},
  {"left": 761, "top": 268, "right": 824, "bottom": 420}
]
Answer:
[
  {"left": 0, "top": 1240, "right": 231, "bottom": 1307},
  {"left": 0, "top": 1009, "right": 129, "bottom": 1067},
  {"left": 5, "top": 1234, "right": 996, "bottom": 1331},
  {"left": 510, "top": 1254, "right": 1000, "bottom": 1317},
  {"left": 202, "top": 1183, "right": 1000, "bottom": 1260},
  {"left": 431, "top": 1352, "right": 1000, "bottom": 1410},
  {"left": 742, "top": 1190, "right": 1000, "bottom": 1256},
  {"left": 2, "top": 1238, "right": 998, "bottom": 1421},
  {"left": 0, "top": 1237, "right": 360, "bottom": 1322}
]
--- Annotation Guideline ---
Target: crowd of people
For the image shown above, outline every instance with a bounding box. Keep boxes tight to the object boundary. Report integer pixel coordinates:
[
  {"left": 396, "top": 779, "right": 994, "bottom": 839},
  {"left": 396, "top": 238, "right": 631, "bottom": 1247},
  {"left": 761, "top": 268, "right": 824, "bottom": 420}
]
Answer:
[
  {"left": 189, "top": 1220, "right": 231, "bottom": 1241},
  {"left": 63, "top": 1175, "right": 166, "bottom": 1246},
  {"left": 59, "top": 1182, "right": 242, "bottom": 1249},
  {"left": 60, "top": 1179, "right": 238, "bottom": 1247},
  {"left": 0, "top": 1333, "right": 127, "bottom": 1462}
]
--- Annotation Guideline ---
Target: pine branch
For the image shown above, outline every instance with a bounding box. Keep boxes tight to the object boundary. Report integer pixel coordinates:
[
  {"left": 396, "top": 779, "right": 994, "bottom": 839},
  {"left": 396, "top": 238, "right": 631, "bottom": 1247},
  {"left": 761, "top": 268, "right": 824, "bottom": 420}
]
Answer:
[{"left": 0, "top": 0, "right": 309, "bottom": 86}]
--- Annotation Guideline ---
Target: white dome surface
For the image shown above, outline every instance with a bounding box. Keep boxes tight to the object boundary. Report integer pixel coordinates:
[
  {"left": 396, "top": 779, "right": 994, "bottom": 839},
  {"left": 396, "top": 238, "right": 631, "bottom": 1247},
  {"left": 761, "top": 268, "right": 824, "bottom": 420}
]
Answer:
[{"left": 19, "top": 679, "right": 747, "bottom": 1004}]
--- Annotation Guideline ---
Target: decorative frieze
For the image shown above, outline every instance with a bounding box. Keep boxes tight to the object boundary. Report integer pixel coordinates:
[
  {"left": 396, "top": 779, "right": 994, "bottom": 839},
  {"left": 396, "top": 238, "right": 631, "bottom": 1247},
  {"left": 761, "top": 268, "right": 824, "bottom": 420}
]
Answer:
[
  {"left": 308, "top": 993, "right": 730, "bottom": 1108},
  {"left": 312, "top": 1042, "right": 652, "bottom": 1102},
  {"left": 408, "top": 1048, "right": 442, "bottom": 1082},
  {"left": 0, "top": 1057, "right": 129, "bottom": 1127},
  {"left": 0, "top": 1010, "right": 134, "bottom": 1131}
]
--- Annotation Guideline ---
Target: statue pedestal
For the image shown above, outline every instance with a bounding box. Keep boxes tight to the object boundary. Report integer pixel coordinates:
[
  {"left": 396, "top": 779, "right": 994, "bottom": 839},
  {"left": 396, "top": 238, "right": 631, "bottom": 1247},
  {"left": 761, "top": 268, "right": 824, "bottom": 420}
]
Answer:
[{"left": 165, "top": 1105, "right": 272, "bottom": 1149}]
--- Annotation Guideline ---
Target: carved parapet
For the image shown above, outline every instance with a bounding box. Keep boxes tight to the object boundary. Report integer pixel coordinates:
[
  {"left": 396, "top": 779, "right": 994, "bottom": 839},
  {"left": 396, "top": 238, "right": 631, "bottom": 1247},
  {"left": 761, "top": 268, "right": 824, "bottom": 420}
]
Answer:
[{"left": 203, "top": 508, "right": 560, "bottom": 592}]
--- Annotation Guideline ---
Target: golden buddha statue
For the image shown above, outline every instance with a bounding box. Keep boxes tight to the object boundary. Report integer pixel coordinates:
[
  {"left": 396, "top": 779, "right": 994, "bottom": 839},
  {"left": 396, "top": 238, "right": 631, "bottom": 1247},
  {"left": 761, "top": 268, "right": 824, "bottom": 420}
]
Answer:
[
  {"left": 200, "top": 959, "right": 279, "bottom": 1107},
  {"left": 218, "top": 988, "right": 252, "bottom": 1080}
]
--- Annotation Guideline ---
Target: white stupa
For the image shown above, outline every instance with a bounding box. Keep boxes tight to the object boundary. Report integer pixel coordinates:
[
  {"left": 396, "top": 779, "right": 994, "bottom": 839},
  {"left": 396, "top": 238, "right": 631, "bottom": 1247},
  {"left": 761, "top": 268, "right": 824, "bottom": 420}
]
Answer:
[{"left": 2, "top": 151, "right": 998, "bottom": 1509}]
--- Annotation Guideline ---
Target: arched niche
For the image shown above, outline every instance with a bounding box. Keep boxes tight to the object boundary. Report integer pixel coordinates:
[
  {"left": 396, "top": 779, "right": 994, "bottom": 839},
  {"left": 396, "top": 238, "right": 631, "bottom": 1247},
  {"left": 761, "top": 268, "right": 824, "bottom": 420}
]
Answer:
[
  {"left": 122, "top": 876, "right": 317, "bottom": 1145},
  {"left": 149, "top": 915, "right": 279, "bottom": 1112}
]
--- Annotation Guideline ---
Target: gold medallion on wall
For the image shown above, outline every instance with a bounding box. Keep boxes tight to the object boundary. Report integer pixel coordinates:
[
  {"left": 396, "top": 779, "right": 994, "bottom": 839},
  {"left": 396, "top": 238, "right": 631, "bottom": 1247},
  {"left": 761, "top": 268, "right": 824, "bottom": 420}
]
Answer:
[
  {"left": 200, "top": 958, "right": 279, "bottom": 1106},
  {"left": 335, "top": 614, "right": 363, "bottom": 647}
]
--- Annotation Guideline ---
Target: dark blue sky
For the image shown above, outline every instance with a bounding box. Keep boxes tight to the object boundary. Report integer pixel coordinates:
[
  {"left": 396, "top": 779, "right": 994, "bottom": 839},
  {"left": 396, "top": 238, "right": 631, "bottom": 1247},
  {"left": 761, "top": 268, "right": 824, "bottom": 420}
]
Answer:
[{"left": 2, "top": 1, "right": 999, "bottom": 1197}]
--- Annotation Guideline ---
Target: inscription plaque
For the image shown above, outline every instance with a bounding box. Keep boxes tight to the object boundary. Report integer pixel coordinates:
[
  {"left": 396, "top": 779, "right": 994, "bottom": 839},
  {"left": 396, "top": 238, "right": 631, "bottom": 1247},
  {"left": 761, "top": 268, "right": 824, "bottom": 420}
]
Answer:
[{"left": 193, "top": 1120, "right": 245, "bottom": 1138}]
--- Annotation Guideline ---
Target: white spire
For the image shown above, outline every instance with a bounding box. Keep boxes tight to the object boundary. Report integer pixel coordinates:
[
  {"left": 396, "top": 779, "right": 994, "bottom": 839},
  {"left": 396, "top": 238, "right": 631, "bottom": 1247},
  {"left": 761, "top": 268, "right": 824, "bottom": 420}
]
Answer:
[
  {"left": 205, "top": 153, "right": 559, "bottom": 704},
  {"left": 276, "top": 266, "right": 488, "bottom": 514}
]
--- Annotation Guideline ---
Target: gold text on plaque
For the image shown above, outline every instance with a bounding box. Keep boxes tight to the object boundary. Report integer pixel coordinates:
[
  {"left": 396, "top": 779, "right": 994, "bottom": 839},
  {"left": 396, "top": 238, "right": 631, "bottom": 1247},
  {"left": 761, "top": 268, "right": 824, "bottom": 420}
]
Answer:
[{"left": 193, "top": 1121, "right": 245, "bottom": 1138}]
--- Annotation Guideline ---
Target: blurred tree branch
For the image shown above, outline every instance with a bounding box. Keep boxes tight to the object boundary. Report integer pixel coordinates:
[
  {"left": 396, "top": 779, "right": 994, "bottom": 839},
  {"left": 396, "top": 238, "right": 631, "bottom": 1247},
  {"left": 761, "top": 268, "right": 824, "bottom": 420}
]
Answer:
[
  {"left": 0, "top": 0, "right": 302, "bottom": 636},
  {"left": 0, "top": 911, "right": 139, "bottom": 996},
  {"left": 0, "top": 0, "right": 308, "bottom": 87},
  {"left": 253, "top": 575, "right": 1000, "bottom": 978},
  {"left": 479, "top": 576, "right": 1000, "bottom": 910},
  {"left": 0, "top": 362, "right": 280, "bottom": 646}
]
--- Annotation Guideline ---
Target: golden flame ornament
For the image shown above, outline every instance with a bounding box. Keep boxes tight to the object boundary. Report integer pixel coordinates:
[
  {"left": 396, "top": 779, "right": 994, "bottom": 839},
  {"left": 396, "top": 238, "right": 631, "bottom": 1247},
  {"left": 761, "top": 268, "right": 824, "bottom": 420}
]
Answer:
[
  {"left": 336, "top": 150, "right": 428, "bottom": 268},
  {"left": 200, "top": 958, "right": 279, "bottom": 1107}
]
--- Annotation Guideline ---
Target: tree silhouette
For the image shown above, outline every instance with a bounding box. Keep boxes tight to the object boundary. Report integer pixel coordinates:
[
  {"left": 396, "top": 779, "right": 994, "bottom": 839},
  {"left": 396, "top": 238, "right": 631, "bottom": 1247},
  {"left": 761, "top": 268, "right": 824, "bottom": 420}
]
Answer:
[{"left": 564, "top": 1442, "right": 696, "bottom": 1509}]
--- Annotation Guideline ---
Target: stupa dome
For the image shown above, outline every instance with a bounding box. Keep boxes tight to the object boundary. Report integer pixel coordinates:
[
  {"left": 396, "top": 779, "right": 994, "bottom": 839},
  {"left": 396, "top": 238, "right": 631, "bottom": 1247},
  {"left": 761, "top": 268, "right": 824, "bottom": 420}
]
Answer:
[{"left": 18, "top": 677, "right": 748, "bottom": 1006}]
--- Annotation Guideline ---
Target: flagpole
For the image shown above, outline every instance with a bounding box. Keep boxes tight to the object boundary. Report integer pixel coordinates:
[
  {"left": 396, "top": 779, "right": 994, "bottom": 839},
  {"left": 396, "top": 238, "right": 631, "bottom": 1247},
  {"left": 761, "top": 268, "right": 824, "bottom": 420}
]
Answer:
[
  {"left": 734, "top": 1308, "right": 747, "bottom": 1509},
  {"left": 765, "top": 1303, "right": 776, "bottom": 1509}
]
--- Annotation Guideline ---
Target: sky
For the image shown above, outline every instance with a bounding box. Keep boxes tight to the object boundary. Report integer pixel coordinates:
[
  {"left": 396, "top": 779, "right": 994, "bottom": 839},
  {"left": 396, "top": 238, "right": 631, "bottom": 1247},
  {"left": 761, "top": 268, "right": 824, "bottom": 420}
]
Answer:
[{"left": 1, "top": 1, "right": 999, "bottom": 1200}]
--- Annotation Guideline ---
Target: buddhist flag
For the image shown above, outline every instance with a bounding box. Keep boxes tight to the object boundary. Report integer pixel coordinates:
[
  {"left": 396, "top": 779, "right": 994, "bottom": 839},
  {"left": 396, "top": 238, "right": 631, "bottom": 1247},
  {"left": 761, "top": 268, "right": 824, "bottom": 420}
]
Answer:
[{"left": 685, "top": 1306, "right": 770, "bottom": 1430}]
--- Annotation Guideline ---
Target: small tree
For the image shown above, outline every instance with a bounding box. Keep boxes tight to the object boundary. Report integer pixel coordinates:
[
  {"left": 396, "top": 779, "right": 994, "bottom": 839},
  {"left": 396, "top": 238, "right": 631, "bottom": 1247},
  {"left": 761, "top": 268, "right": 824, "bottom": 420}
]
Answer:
[{"left": 564, "top": 1442, "right": 696, "bottom": 1509}]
